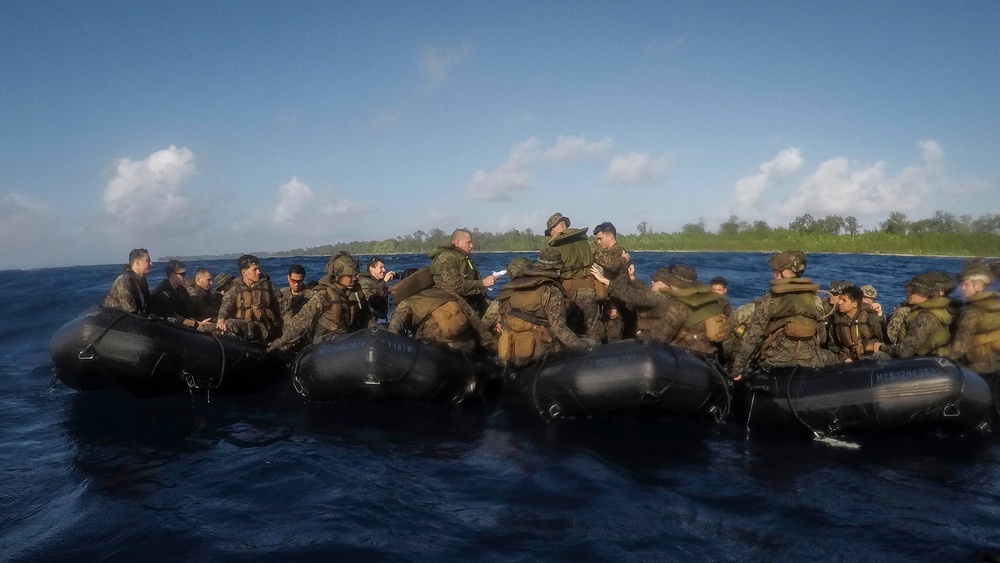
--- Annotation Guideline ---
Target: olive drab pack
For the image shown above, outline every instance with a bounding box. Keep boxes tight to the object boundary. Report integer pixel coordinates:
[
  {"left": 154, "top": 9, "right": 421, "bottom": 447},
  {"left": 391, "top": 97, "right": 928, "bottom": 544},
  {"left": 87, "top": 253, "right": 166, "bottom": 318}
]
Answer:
[
  {"left": 762, "top": 277, "right": 822, "bottom": 348},
  {"left": 548, "top": 228, "right": 594, "bottom": 279},
  {"left": 496, "top": 275, "right": 560, "bottom": 366},
  {"left": 405, "top": 287, "right": 469, "bottom": 341},
  {"left": 672, "top": 286, "right": 731, "bottom": 343}
]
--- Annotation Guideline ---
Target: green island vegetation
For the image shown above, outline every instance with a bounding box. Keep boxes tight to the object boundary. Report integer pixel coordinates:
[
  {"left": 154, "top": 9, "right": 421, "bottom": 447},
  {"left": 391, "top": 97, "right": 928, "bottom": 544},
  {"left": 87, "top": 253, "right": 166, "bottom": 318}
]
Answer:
[{"left": 170, "top": 211, "right": 1000, "bottom": 261}]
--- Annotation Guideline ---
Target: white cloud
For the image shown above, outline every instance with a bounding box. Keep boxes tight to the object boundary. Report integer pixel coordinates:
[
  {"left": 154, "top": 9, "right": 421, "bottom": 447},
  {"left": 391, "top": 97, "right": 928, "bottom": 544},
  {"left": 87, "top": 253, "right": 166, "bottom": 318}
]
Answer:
[
  {"left": 465, "top": 135, "right": 613, "bottom": 202},
  {"left": 102, "top": 145, "right": 202, "bottom": 236},
  {"left": 733, "top": 147, "right": 803, "bottom": 209},
  {"left": 606, "top": 151, "right": 672, "bottom": 186},
  {"left": 775, "top": 140, "right": 942, "bottom": 217},
  {"left": 269, "top": 176, "right": 367, "bottom": 235},
  {"left": 418, "top": 41, "right": 473, "bottom": 89}
]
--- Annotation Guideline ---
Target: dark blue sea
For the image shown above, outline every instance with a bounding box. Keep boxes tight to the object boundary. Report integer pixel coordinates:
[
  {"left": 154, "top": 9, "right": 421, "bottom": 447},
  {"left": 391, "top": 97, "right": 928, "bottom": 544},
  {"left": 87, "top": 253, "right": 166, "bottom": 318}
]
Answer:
[{"left": 2, "top": 252, "right": 998, "bottom": 562}]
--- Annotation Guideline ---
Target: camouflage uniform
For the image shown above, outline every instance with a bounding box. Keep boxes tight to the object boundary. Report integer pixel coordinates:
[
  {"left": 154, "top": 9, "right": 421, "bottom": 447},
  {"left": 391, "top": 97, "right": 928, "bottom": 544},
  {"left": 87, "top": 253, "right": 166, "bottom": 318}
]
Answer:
[
  {"left": 886, "top": 304, "right": 912, "bottom": 344},
  {"left": 217, "top": 277, "right": 282, "bottom": 343},
  {"left": 104, "top": 267, "right": 151, "bottom": 314},
  {"left": 429, "top": 244, "right": 488, "bottom": 316},
  {"left": 496, "top": 266, "right": 591, "bottom": 367},
  {"left": 388, "top": 287, "right": 497, "bottom": 354},
  {"left": 548, "top": 228, "right": 602, "bottom": 340},
  {"left": 357, "top": 272, "right": 390, "bottom": 321},
  {"left": 187, "top": 284, "right": 221, "bottom": 321},
  {"left": 278, "top": 286, "right": 313, "bottom": 326},
  {"left": 591, "top": 240, "right": 630, "bottom": 342},
  {"left": 945, "top": 290, "right": 1000, "bottom": 373},
  {"left": 731, "top": 277, "right": 838, "bottom": 376},
  {"left": 267, "top": 276, "right": 370, "bottom": 352},
  {"left": 151, "top": 278, "right": 196, "bottom": 321},
  {"left": 876, "top": 297, "right": 953, "bottom": 358},
  {"left": 722, "top": 299, "right": 758, "bottom": 361},
  {"left": 608, "top": 275, "right": 686, "bottom": 345}
]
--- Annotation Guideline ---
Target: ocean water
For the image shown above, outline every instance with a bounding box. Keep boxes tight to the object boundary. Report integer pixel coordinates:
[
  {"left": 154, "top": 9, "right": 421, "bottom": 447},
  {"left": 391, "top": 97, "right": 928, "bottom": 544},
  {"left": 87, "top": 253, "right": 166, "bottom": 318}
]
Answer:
[{"left": 1, "top": 251, "right": 997, "bottom": 562}]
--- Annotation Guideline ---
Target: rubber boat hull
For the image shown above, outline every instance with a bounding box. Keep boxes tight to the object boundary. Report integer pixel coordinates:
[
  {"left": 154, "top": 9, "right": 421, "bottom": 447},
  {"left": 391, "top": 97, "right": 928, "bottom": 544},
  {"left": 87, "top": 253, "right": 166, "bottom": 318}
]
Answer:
[
  {"left": 502, "top": 339, "right": 731, "bottom": 419},
  {"left": 50, "top": 307, "right": 282, "bottom": 398},
  {"left": 737, "top": 356, "right": 993, "bottom": 435},
  {"left": 291, "top": 328, "right": 499, "bottom": 403}
]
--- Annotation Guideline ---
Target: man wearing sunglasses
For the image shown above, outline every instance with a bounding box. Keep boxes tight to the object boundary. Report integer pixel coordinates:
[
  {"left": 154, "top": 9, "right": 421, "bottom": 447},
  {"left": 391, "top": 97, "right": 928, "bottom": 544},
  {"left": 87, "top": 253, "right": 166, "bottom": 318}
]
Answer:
[{"left": 151, "top": 259, "right": 207, "bottom": 328}]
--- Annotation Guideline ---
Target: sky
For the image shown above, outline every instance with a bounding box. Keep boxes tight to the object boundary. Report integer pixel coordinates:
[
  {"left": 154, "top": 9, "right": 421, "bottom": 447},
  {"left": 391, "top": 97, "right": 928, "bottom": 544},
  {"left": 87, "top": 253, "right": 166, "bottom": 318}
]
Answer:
[{"left": 2, "top": 1, "right": 999, "bottom": 269}]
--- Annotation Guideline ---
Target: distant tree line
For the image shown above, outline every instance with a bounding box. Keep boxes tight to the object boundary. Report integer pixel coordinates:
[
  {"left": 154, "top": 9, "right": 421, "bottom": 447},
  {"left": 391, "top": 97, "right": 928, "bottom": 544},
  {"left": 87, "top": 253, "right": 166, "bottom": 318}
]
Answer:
[{"left": 166, "top": 210, "right": 1000, "bottom": 261}]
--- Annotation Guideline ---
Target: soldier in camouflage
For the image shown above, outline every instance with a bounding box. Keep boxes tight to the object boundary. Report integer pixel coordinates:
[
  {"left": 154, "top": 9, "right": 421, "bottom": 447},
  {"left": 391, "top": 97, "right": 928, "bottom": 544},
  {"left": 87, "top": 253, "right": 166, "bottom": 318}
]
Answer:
[
  {"left": 868, "top": 271, "right": 955, "bottom": 359},
  {"left": 104, "top": 248, "right": 152, "bottom": 315},
  {"left": 357, "top": 256, "right": 394, "bottom": 322},
  {"left": 216, "top": 254, "right": 282, "bottom": 343},
  {"left": 278, "top": 264, "right": 312, "bottom": 326},
  {"left": 828, "top": 285, "right": 883, "bottom": 360},
  {"left": 943, "top": 260, "right": 1000, "bottom": 374},
  {"left": 482, "top": 256, "right": 532, "bottom": 334},
  {"left": 595, "top": 263, "right": 729, "bottom": 358},
  {"left": 429, "top": 229, "right": 495, "bottom": 316},
  {"left": 267, "top": 253, "right": 371, "bottom": 353},
  {"left": 545, "top": 212, "right": 602, "bottom": 341},
  {"left": 388, "top": 285, "right": 497, "bottom": 355},
  {"left": 731, "top": 251, "right": 839, "bottom": 379},
  {"left": 591, "top": 221, "right": 630, "bottom": 342},
  {"left": 186, "top": 267, "right": 220, "bottom": 322},
  {"left": 495, "top": 248, "right": 594, "bottom": 368}
]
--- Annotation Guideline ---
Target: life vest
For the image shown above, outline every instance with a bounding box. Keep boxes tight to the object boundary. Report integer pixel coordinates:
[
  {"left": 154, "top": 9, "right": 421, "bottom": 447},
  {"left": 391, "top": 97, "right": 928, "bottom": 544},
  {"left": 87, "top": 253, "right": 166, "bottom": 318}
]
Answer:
[
  {"left": 832, "top": 304, "right": 879, "bottom": 357},
  {"left": 670, "top": 286, "right": 731, "bottom": 343},
  {"left": 234, "top": 279, "right": 278, "bottom": 326},
  {"left": 315, "top": 277, "right": 366, "bottom": 334},
  {"left": 405, "top": 287, "right": 469, "bottom": 340},
  {"left": 904, "top": 296, "right": 954, "bottom": 356},
  {"left": 964, "top": 291, "right": 1000, "bottom": 361},
  {"left": 496, "top": 273, "right": 560, "bottom": 366},
  {"left": 762, "top": 277, "right": 822, "bottom": 346}
]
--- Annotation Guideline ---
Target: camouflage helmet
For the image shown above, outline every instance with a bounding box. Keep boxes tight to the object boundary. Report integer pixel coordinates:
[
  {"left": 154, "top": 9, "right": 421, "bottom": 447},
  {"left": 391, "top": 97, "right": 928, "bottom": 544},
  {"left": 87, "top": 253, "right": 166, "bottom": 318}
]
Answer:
[
  {"left": 535, "top": 247, "right": 563, "bottom": 269},
  {"left": 828, "top": 280, "right": 853, "bottom": 295},
  {"left": 507, "top": 256, "right": 532, "bottom": 280},
  {"left": 960, "top": 259, "right": 993, "bottom": 284},
  {"left": 326, "top": 252, "right": 360, "bottom": 278},
  {"left": 860, "top": 284, "right": 877, "bottom": 299},
  {"left": 651, "top": 264, "right": 699, "bottom": 288},
  {"left": 768, "top": 250, "right": 806, "bottom": 274},
  {"left": 906, "top": 270, "right": 955, "bottom": 297}
]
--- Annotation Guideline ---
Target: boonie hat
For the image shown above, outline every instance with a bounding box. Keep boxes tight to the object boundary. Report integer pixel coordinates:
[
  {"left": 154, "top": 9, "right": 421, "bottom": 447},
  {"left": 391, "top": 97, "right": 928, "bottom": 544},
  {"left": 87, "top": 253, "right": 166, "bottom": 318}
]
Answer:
[{"left": 544, "top": 212, "right": 570, "bottom": 237}]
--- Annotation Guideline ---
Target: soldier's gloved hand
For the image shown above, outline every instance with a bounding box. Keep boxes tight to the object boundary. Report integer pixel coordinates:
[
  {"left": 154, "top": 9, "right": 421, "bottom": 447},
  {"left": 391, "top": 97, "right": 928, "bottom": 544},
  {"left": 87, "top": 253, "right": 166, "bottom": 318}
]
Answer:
[
  {"left": 266, "top": 341, "right": 283, "bottom": 354},
  {"left": 581, "top": 336, "right": 599, "bottom": 348}
]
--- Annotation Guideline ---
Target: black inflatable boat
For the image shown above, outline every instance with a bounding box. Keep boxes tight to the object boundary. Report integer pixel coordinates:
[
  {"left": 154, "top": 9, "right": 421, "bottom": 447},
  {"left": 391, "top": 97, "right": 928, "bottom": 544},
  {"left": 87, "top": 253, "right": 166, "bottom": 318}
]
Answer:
[
  {"left": 737, "top": 356, "right": 993, "bottom": 435},
  {"left": 50, "top": 307, "right": 282, "bottom": 398},
  {"left": 502, "top": 339, "right": 731, "bottom": 419},
  {"left": 291, "top": 327, "right": 499, "bottom": 403}
]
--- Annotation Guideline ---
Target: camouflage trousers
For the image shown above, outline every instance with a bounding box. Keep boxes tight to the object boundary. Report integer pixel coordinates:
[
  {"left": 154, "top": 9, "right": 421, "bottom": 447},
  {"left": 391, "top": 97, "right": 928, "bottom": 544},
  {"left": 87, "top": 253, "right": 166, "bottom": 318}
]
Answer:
[
  {"left": 566, "top": 287, "right": 603, "bottom": 341},
  {"left": 757, "top": 334, "right": 839, "bottom": 370}
]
